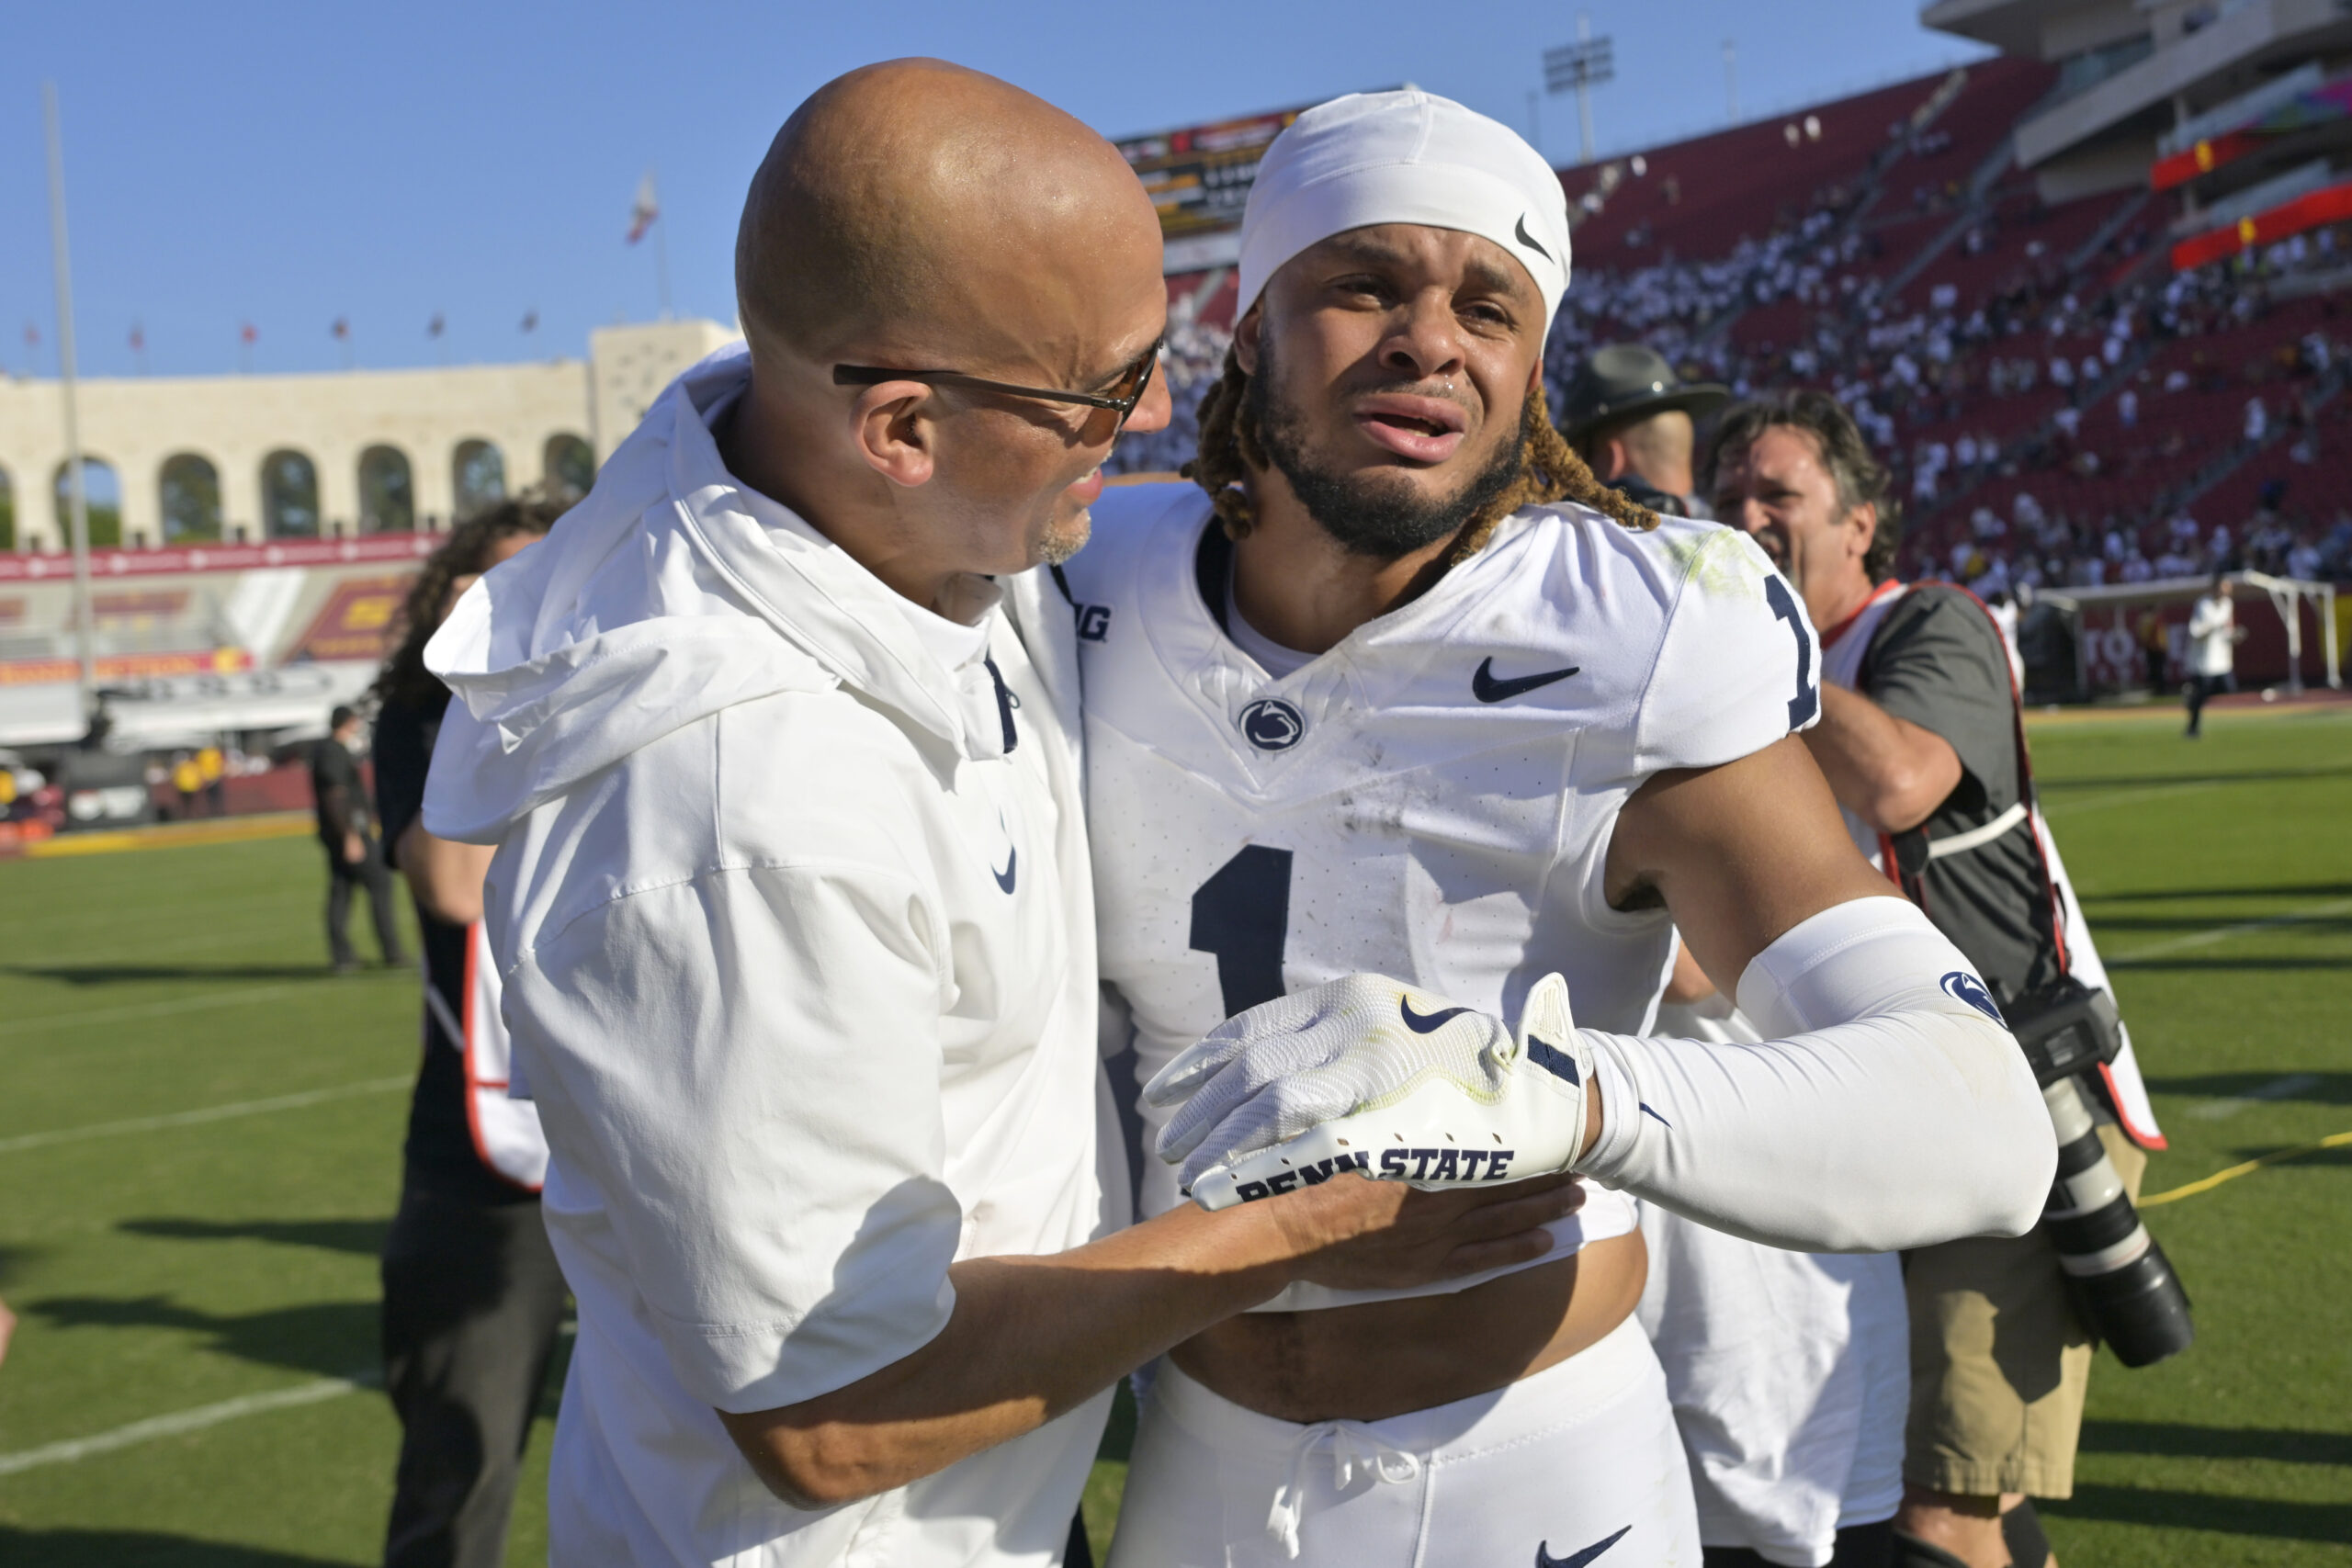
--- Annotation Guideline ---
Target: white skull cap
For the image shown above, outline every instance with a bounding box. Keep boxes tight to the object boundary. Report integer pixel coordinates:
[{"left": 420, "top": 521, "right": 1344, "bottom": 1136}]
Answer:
[{"left": 1236, "top": 89, "right": 1573, "bottom": 331}]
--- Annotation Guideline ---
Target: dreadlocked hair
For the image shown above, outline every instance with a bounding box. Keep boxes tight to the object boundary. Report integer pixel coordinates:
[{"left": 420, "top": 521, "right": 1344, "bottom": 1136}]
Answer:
[
  {"left": 372, "top": 495, "right": 567, "bottom": 710},
  {"left": 1182, "top": 344, "right": 1659, "bottom": 563}
]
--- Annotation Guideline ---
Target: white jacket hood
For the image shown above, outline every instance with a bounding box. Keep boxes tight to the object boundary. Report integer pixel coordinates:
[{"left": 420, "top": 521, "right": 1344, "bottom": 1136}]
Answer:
[{"left": 423, "top": 343, "right": 1060, "bottom": 843}]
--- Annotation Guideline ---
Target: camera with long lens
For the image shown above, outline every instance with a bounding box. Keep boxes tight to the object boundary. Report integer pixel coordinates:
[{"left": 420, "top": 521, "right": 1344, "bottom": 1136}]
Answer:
[{"left": 2003, "top": 976, "right": 2194, "bottom": 1368}]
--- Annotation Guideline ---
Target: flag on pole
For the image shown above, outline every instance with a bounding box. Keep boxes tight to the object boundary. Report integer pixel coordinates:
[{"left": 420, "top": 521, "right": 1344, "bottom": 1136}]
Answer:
[
  {"left": 627, "top": 171, "right": 660, "bottom": 243},
  {"left": 129, "top": 321, "right": 143, "bottom": 353},
  {"left": 332, "top": 317, "right": 349, "bottom": 340},
  {"left": 520, "top": 309, "right": 538, "bottom": 333},
  {"left": 427, "top": 312, "right": 445, "bottom": 339},
  {"left": 240, "top": 321, "right": 257, "bottom": 345},
  {"left": 24, "top": 323, "right": 39, "bottom": 349}
]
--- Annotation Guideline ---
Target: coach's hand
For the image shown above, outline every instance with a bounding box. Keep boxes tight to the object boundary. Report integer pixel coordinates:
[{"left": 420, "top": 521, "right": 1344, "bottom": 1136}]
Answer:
[
  {"left": 1268, "top": 1168, "right": 1586, "bottom": 1291},
  {"left": 1146, "top": 972, "right": 1599, "bottom": 1212}
]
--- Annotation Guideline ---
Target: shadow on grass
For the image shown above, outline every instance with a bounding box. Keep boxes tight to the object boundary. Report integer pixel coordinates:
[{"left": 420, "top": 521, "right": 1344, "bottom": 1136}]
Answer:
[
  {"left": 2107, "top": 955, "right": 2352, "bottom": 972},
  {"left": 0, "top": 963, "right": 366, "bottom": 987},
  {"left": 2038, "top": 766, "right": 2352, "bottom": 791},
  {"left": 2082, "top": 1419, "right": 2352, "bottom": 1466},
  {"left": 2085, "top": 909, "right": 2352, "bottom": 934},
  {"left": 2045, "top": 1482, "right": 2352, "bottom": 1543},
  {"left": 120, "top": 1217, "right": 390, "bottom": 1258},
  {"left": 2081, "top": 881, "right": 2352, "bottom": 903},
  {"left": 0, "top": 1531, "right": 352, "bottom": 1567},
  {"left": 2142, "top": 1072, "right": 2352, "bottom": 1107},
  {"left": 26, "top": 1295, "right": 376, "bottom": 1382}
]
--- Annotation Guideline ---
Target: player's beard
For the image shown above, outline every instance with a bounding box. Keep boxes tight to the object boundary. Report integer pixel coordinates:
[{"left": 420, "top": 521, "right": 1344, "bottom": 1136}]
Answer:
[{"left": 1249, "top": 339, "right": 1526, "bottom": 559}]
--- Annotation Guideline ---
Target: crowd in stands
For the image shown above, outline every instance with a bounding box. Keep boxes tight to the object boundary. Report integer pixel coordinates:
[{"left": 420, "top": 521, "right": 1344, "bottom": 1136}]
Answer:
[{"left": 1111, "top": 61, "right": 2352, "bottom": 593}]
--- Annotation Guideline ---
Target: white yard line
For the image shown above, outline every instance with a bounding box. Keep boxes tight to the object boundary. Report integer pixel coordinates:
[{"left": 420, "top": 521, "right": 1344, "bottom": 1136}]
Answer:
[
  {"left": 0, "top": 983, "right": 322, "bottom": 1039},
  {"left": 2107, "top": 897, "right": 2352, "bottom": 963},
  {"left": 0, "top": 1077, "right": 410, "bottom": 1156},
  {"left": 2189, "top": 1072, "right": 2325, "bottom": 1122},
  {"left": 0, "top": 1372, "right": 373, "bottom": 1477}
]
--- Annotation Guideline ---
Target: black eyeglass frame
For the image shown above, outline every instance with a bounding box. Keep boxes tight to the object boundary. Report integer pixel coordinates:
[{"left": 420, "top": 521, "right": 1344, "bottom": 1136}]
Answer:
[{"left": 832, "top": 338, "right": 1162, "bottom": 429}]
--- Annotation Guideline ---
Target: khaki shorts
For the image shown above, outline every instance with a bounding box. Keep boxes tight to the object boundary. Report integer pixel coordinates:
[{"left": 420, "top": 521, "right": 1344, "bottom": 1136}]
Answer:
[{"left": 1903, "top": 1124, "right": 2146, "bottom": 1498}]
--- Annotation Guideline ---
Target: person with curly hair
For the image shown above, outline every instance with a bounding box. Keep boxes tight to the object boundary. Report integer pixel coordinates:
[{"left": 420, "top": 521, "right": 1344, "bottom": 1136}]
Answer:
[{"left": 369, "top": 496, "right": 565, "bottom": 1568}]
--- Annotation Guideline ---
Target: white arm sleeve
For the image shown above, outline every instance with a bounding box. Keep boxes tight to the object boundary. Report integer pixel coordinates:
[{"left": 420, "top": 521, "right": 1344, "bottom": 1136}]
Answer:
[{"left": 1576, "top": 896, "right": 2054, "bottom": 1252}]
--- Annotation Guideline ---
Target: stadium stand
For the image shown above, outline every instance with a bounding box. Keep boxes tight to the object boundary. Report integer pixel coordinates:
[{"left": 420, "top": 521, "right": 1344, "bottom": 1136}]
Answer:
[{"left": 1113, "top": 54, "right": 2352, "bottom": 637}]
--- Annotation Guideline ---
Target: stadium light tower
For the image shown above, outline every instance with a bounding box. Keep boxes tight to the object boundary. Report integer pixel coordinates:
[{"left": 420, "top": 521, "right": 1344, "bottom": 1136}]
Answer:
[
  {"left": 41, "top": 82, "right": 96, "bottom": 711},
  {"left": 1544, "top": 13, "right": 1614, "bottom": 165}
]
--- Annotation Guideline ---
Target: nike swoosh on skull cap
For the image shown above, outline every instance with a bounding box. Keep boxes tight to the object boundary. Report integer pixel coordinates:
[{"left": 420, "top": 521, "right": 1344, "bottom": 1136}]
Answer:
[{"left": 1514, "top": 214, "right": 1553, "bottom": 262}]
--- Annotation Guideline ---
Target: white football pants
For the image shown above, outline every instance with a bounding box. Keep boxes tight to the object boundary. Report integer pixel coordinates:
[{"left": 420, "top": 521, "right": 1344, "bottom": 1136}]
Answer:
[{"left": 1107, "top": 1313, "right": 1702, "bottom": 1567}]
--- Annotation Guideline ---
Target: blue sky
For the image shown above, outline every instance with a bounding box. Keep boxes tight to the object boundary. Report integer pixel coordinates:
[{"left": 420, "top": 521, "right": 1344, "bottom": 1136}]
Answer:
[{"left": 1, "top": 3, "right": 1987, "bottom": 380}]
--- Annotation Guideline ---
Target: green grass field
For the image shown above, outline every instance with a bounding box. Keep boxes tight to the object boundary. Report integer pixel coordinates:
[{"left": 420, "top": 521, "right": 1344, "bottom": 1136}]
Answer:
[{"left": 0, "top": 704, "right": 2346, "bottom": 1564}]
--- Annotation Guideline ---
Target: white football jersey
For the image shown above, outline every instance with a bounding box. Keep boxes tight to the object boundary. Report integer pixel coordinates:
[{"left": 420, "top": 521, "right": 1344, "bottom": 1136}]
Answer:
[{"left": 1068, "top": 482, "right": 1820, "bottom": 1309}]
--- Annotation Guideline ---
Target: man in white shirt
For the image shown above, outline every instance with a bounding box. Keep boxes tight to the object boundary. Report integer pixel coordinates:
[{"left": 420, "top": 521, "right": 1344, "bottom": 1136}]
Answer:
[
  {"left": 421, "top": 62, "right": 1577, "bottom": 1567},
  {"left": 2185, "top": 573, "right": 2238, "bottom": 738}
]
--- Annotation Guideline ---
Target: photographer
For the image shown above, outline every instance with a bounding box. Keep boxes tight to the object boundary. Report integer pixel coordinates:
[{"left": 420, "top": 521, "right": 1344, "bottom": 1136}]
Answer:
[{"left": 1710, "top": 392, "right": 2174, "bottom": 1568}]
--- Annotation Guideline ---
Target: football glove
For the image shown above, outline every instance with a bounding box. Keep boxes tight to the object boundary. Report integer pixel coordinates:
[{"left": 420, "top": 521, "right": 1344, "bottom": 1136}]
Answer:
[{"left": 1145, "top": 971, "right": 1593, "bottom": 1212}]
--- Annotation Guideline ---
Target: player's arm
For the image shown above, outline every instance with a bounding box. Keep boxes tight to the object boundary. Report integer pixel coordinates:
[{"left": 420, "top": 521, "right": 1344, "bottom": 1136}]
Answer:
[
  {"left": 719, "top": 1175, "right": 1578, "bottom": 1507},
  {"left": 1581, "top": 734, "right": 2052, "bottom": 1250},
  {"left": 1151, "top": 738, "right": 2052, "bottom": 1255},
  {"left": 393, "top": 821, "right": 494, "bottom": 925},
  {"left": 1798, "top": 682, "right": 1961, "bottom": 835}
]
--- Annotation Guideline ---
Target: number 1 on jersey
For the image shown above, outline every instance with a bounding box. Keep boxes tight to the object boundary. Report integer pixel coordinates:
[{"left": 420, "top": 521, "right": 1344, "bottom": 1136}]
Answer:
[
  {"left": 1765, "top": 575, "right": 1821, "bottom": 729},
  {"left": 1189, "top": 845, "right": 1294, "bottom": 1016}
]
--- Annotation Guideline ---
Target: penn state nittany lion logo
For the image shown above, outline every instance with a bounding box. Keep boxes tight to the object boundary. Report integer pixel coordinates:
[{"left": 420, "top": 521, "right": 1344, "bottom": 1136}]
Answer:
[
  {"left": 1939, "top": 970, "right": 2003, "bottom": 1023},
  {"left": 1239, "top": 697, "right": 1306, "bottom": 752}
]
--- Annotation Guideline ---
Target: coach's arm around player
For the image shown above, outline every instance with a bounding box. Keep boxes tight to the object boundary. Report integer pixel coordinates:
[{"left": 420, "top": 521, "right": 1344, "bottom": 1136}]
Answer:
[{"left": 722, "top": 1173, "right": 1578, "bottom": 1508}]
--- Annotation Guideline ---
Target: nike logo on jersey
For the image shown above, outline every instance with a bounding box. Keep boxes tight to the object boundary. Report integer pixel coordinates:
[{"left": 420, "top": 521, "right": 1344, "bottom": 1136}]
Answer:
[
  {"left": 1399, "top": 997, "right": 1473, "bottom": 1032},
  {"left": 1536, "top": 1525, "right": 1630, "bottom": 1567},
  {"left": 1473, "top": 657, "right": 1581, "bottom": 703}
]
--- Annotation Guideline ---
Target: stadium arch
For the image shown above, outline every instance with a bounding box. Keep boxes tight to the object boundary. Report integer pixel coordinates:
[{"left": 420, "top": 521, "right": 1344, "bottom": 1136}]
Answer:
[
  {"left": 158, "top": 453, "right": 224, "bottom": 544},
  {"left": 51, "top": 457, "right": 122, "bottom": 548},
  {"left": 357, "top": 446, "right": 415, "bottom": 534},
  {"left": 452, "top": 438, "right": 506, "bottom": 522},
  {"left": 544, "top": 433, "right": 594, "bottom": 503},
  {"left": 260, "top": 449, "right": 322, "bottom": 539}
]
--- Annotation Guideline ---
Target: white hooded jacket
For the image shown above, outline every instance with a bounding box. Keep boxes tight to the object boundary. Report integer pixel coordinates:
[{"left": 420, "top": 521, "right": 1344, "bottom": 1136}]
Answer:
[{"left": 424, "top": 344, "right": 1119, "bottom": 1566}]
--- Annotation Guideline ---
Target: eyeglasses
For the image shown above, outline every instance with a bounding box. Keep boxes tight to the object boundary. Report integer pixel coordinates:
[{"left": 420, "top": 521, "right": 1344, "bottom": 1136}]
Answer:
[{"left": 833, "top": 338, "right": 1162, "bottom": 432}]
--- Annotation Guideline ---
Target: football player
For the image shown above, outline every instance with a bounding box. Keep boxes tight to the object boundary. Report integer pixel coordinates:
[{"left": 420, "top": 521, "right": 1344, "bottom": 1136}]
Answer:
[{"left": 1062, "top": 91, "right": 2055, "bottom": 1566}]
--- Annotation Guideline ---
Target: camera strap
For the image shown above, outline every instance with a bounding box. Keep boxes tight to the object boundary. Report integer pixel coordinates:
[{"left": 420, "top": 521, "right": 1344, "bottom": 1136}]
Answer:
[{"left": 1859, "top": 582, "right": 2073, "bottom": 982}]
